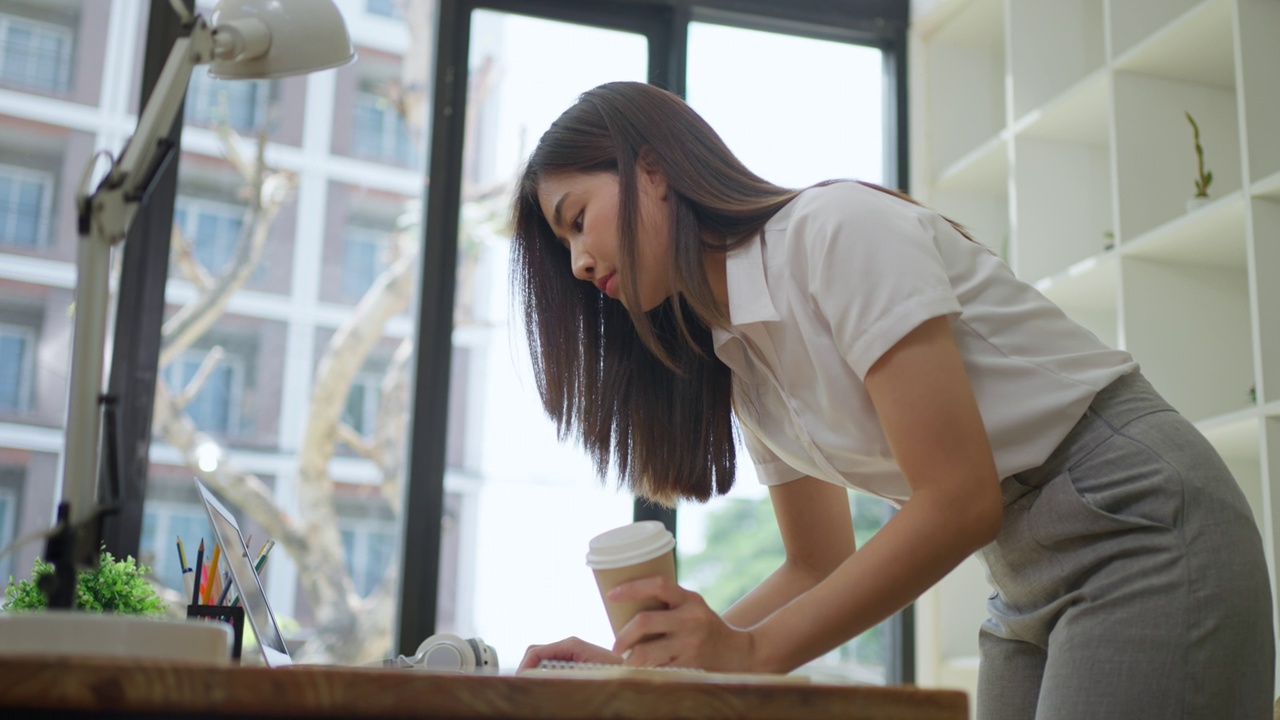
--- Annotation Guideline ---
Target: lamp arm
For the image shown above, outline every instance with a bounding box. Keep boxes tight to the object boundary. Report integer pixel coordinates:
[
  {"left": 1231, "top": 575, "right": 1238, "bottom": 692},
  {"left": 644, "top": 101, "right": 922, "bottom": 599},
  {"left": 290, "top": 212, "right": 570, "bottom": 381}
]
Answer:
[
  {"left": 60, "top": 16, "right": 218, "bottom": 536},
  {"left": 103, "top": 18, "right": 217, "bottom": 220}
]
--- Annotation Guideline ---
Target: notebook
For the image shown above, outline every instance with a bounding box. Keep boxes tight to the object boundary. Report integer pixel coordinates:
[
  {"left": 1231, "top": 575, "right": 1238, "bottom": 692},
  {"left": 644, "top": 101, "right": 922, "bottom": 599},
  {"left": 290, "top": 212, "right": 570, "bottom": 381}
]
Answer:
[{"left": 195, "top": 478, "right": 293, "bottom": 668}]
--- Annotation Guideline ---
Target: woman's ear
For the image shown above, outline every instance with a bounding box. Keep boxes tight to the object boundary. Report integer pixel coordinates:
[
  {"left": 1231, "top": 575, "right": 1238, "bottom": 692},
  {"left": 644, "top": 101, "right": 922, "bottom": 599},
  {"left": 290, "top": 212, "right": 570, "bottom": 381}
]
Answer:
[{"left": 636, "top": 148, "right": 669, "bottom": 202}]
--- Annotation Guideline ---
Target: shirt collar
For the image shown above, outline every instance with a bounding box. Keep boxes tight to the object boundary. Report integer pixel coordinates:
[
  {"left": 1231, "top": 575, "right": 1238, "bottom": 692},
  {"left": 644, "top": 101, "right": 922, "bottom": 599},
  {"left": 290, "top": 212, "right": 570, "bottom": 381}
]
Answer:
[{"left": 723, "top": 232, "right": 781, "bottom": 327}]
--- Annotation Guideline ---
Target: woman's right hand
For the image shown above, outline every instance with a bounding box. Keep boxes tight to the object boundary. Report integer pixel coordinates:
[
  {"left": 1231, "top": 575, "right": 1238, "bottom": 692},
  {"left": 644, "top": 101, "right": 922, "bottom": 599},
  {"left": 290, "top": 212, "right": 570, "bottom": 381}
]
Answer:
[{"left": 517, "top": 636, "right": 623, "bottom": 671}]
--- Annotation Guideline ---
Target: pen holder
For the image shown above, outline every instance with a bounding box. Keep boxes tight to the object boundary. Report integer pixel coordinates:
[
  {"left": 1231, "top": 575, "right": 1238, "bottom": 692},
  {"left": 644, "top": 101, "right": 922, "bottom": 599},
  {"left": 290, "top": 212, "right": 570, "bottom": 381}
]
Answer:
[{"left": 187, "top": 604, "right": 245, "bottom": 662}]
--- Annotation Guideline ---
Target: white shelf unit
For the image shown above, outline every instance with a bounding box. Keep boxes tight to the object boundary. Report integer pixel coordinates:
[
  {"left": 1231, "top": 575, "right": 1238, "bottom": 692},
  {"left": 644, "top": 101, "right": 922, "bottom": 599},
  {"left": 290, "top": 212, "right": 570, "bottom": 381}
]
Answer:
[{"left": 910, "top": 0, "right": 1280, "bottom": 703}]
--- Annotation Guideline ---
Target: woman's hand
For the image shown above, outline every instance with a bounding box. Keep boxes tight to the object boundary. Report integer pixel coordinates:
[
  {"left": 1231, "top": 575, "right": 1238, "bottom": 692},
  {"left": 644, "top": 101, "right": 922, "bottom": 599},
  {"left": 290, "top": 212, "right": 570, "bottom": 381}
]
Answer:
[
  {"left": 517, "top": 636, "right": 623, "bottom": 671},
  {"left": 609, "top": 576, "right": 756, "bottom": 672}
]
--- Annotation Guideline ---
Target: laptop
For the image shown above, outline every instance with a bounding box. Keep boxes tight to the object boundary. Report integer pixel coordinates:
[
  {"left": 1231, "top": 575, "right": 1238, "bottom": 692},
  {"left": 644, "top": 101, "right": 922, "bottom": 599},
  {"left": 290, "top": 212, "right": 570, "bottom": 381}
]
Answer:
[{"left": 194, "top": 478, "right": 293, "bottom": 668}]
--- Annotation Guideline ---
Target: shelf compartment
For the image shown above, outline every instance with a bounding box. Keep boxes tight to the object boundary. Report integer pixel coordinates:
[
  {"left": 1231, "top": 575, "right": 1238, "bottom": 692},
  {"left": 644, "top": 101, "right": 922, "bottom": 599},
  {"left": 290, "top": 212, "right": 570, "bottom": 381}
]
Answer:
[
  {"left": 1122, "top": 190, "right": 1246, "bottom": 268},
  {"left": 1122, "top": 255, "right": 1254, "bottom": 424},
  {"left": 1113, "top": 0, "right": 1235, "bottom": 89},
  {"left": 1263, "top": 418, "right": 1280, "bottom": 564},
  {"left": 1235, "top": 0, "right": 1280, "bottom": 183},
  {"left": 1008, "top": 0, "right": 1106, "bottom": 120},
  {"left": 936, "top": 134, "right": 1008, "bottom": 195},
  {"left": 1012, "top": 133, "right": 1114, "bottom": 283},
  {"left": 1255, "top": 170, "right": 1280, "bottom": 201},
  {"left": 1033, "top": 251, "right": 1119, "bottom": 348},
  {"left": 1015, "top": 69, "right": 1110, "bottom": 145},
  {"left": 932, "top": 188, "right": 1009, "bottom": 262},
  {"left": 1252, "top": 198, "right": 1280, "bottom": 407},
  {"left": 921, "top": 0, "right": 1007, "bottom": 176},
  {"left": 1113, "top": 70, "right": 1241, "bottom": 241}
]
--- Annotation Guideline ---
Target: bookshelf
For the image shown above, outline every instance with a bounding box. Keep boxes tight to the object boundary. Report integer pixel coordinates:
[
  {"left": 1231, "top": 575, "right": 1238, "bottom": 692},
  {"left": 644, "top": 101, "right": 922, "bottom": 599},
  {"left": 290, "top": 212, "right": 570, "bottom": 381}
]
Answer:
[{"left": 909, "top": 0, "right": 1280, "bottom": 702}]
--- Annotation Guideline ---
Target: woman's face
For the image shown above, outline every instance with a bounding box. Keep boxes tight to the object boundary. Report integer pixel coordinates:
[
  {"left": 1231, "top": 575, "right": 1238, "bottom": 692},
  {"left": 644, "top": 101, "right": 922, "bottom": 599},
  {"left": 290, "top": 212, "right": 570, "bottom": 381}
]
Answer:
[{"left": 537, "top": 166, "right": 673, "bottom": 312}]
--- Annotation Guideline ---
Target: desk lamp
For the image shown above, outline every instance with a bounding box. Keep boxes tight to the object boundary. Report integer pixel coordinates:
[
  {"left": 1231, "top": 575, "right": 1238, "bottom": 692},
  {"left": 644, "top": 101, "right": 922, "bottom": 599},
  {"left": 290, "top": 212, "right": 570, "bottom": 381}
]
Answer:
[{"left": 0, "top": 0, "right": 353, "bottom": 661}]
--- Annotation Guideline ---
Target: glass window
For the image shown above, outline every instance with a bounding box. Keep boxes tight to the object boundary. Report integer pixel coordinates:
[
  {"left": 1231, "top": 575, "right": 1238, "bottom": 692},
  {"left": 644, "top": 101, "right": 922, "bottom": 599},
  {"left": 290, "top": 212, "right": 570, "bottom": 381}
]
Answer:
[
  {"left": 174, "top": 197, "right": 244, "bottom": 275},
  {"left": 352, "top": 91, "right": 417, "bottom": 167},
  {"left": 0, "top": 164, "right": 51, "bottom": 247},
  {"left": 147, "top": 1, "right": 427, "bottom": 667},
  {"left": 677, "top": 21, "right": 893, "bottom": 684},
  {"left": 0, "top": 13, "right": 72, "bottom": 93},
  {"left": 0, "top": 324, "right": 32, "bottom": 413},
  {"left": 342, "top": 371, "right": 381, "bottom": 437},
  {"left": 185, "top": 72, "right": 271, "bottom": 132},
  {"left": 340, "top": 521, "right": 396, "bottom": 597},
  {"left": 164, "top": 351, "right": 242, "bottom": 435},
  {"left": 0, "top": 483, "right": 15, "bottom": 582},
  {"left": 449, "top": 8, "right": 648, "bottom": 666},
  {"left": 342, "top": 226, "right": 390, "bottom": 300},
  {"left": 366, "top": 0, "right": 401, "bottom": 19},
  {"left": 140, "top": 502, "right": 213, "bottom": 595}
]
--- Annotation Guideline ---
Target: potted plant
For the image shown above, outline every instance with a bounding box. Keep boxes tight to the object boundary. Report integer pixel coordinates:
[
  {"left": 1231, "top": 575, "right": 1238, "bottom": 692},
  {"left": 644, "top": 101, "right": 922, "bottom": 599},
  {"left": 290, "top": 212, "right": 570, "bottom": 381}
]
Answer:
[
  {"left": 3, "top": 549, "right": 165, "bottom": 616},
  {"left": 1185, "top": 111, "right": 1213, "bottom": 211}
]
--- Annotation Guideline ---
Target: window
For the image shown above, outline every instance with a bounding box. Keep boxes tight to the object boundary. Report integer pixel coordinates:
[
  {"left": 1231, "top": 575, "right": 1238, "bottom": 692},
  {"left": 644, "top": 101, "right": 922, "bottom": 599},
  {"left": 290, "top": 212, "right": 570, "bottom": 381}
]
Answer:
[
  {"left": 353, "top": 91, "right": 417, "bottom": 167},
  {"left": 164, "top": 351, "right": 243, "bottom": 435},
  {"left": 366, "top": 0, "right": 401, "bottom": 19},
  {"left": 174, "top": 197, "right": 244, "bottom": 276},
  {"left": 0, "top": 13, "right": 72, "bottom": 93},
  {"left": 185, "top": 72, "right": 271, "bottom": 132},
  {"left": 141, "top": 502, "right": 213, "bottom": 594},
  {"left": 340, "top": 519, "right": 396, "bottom": 597},
  {"left": 0, "top": 482, "right": 16, "bottom": 582},
  {"left": 677, "top": 21, "right": 893, "bottom": 683},
  {"left": 342, "top": 371, "right": 381, "bottom": 437},
  {"left": 0, "top": 163, "right": 51, "bottom": 247},
  {"left": 342, "top": 226, "right": 390, "bottom": 300},
  {"left": 0, "top": 323, "right": 33, "bottom": 413}
]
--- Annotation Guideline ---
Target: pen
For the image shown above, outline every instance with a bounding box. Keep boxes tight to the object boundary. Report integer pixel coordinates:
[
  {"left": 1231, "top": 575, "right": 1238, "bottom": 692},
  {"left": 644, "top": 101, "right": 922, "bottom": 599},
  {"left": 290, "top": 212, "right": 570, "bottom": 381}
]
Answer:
[
  {"left": 204, "top": 543, "right": 223, "bottom": 604},
  {"left": 231, "top": 539, "right": 276, "bottom": 608},
  {"left": 191, "top": 539, "right": 205, "bottom": 606},
  {"left": 215, "top": 570, "right": 233, "bottom": 606}
]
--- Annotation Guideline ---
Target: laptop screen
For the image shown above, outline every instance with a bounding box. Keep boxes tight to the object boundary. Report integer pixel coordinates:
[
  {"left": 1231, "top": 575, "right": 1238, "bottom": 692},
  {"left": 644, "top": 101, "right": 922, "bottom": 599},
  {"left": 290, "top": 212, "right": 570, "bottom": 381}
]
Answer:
[{"left": 195, "top": 478, "right": 292, "bottom": 667}]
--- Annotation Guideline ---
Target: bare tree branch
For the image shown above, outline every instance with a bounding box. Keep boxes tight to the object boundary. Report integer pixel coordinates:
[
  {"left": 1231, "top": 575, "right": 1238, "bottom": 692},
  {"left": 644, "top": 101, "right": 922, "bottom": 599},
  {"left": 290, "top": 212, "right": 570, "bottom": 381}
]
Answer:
[
  {"left": 170, "top": 225, "right": 214, "bottom": 291},
  {"left": 172, "top": 345, "right": 224, "bottom": 411}
]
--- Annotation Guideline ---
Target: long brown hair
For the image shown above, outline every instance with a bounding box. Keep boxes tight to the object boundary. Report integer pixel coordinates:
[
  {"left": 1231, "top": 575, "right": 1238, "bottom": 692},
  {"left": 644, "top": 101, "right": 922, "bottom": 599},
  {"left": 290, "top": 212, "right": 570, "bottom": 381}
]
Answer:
[
  {"left": 511, "top": 81, "right": 798, "bottom": 505},
  {"left": 510, "top": 81, "right": 974, "bottom": 506}
]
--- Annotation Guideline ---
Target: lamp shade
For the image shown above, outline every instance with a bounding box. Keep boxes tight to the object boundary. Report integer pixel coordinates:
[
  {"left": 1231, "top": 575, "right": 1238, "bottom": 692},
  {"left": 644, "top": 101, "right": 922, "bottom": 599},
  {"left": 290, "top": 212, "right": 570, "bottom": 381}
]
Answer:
[{"left": 209, "top": 0, "right": 356, "bottom": 80}]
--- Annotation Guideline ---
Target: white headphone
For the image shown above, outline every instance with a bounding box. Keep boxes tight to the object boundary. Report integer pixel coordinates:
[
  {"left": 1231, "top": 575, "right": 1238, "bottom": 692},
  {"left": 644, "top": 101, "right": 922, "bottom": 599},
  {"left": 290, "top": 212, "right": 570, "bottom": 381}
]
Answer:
[{"left": 397, "top": 633, "right": 498, "bottom": 673}]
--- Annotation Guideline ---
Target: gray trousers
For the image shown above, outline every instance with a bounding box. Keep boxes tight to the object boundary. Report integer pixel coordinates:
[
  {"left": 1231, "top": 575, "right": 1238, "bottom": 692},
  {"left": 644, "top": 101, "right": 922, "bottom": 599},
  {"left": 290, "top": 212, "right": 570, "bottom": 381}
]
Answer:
[{"left": 977, "top": 372, "right": 1275, "bottom": 719}]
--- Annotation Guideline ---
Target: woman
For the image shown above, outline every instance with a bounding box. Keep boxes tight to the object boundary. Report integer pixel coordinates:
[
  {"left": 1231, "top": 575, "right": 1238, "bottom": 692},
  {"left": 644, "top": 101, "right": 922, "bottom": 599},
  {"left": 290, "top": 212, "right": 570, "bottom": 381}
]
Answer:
[{"left": 509, "top": 81, "right": 1273, "bottom": 719}]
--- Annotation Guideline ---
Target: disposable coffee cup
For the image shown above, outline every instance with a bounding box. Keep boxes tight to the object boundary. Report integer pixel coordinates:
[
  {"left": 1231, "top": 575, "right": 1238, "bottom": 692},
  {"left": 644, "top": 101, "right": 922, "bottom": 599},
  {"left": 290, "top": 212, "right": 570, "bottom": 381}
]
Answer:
[{"left": 586, "top": 521, "right": 677, "bottom": 638}]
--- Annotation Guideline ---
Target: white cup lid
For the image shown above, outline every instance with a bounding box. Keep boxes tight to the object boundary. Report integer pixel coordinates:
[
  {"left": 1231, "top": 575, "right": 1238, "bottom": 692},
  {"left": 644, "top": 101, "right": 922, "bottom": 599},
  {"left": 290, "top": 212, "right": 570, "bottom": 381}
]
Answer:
[{"left": 585, "top": 520, "right": 675, "bottom": 570}]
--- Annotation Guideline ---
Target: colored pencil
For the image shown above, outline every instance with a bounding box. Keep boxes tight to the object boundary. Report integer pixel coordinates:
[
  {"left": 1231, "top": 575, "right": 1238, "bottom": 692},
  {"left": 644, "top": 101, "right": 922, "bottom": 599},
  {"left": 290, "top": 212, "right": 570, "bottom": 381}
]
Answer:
[
  {"left": 177, "top": 536, "right": 194, "bottom": 599},
  {"left": 203, "top": 543, "right": 223, "bottom": 604}
]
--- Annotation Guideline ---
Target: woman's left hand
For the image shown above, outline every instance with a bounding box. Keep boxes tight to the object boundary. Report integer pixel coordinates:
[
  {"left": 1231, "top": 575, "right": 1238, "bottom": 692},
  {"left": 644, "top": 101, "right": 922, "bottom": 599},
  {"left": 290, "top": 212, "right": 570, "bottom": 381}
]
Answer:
[{"left": 609, "top": 576, "right": 757, "bottom": 672}]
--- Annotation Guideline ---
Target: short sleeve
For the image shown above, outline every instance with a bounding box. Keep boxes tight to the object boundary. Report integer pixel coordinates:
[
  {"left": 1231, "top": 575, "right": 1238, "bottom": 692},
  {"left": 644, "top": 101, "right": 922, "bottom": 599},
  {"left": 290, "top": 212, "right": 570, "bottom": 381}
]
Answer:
[{"left": 797, "top": 185, "right": 962, "bottom": 379}]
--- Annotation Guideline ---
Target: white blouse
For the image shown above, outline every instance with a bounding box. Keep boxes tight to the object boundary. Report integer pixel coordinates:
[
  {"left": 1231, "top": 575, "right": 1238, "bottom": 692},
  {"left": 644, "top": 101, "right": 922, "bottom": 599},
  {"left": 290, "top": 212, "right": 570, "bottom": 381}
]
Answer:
[{"left": 713, "top": 181, "right": 1136, "bottom": 504}]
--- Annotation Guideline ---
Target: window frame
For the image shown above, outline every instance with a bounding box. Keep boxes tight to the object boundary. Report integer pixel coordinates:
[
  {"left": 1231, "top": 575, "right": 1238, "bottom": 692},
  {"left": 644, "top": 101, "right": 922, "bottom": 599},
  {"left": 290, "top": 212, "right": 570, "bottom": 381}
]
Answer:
[
  {"left": 173, "top": 195, "right": 246, "bottom": 275},
  {"left": 0, "top": 321, "right": 35, "bottom": 414},
  {"left": 0, "top": 12, "right": 74, "bottom": 93},
  {"left": 0, "top": 162, "right": 53, "bottom": 248},
  {"left": 165, "top": 349, "right": 246, "bottom": 437},
  {"left": 104, "top": 0, "right": 911, "bottom": 681},
  {"left": 183, "top": 71, "right": 272, "bottom": 132},
  {"left": 0, "top": 481, "right": 17, "bottom": 582}
]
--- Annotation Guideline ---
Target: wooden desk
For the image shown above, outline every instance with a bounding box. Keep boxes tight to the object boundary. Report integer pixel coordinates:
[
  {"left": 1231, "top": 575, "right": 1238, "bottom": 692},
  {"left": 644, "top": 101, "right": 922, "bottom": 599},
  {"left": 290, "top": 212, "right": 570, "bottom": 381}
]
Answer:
[{"left": 0, "top": 657, "right": 968, "bottom": 719}]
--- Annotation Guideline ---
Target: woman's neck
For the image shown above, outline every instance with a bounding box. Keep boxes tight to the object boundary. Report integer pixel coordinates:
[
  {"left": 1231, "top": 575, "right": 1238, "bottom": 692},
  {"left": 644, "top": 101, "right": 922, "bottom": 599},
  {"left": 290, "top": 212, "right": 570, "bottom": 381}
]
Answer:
[{"left": 704, "top": 243, "right": 729, "bottom": 317}]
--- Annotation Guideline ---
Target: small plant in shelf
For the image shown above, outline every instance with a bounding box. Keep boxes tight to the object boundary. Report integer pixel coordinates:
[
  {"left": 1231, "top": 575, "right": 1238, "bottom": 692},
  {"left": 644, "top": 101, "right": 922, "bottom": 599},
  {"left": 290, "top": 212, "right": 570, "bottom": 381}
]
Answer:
[{"left": 1185, "top": 111, "right": 1213, "bottom": 210}]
